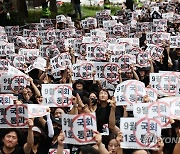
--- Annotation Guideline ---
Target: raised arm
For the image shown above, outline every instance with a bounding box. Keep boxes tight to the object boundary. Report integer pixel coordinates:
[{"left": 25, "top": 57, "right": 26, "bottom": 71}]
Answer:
[
  {"left": 130, "top": 64, "right": 139, "bottom": 81},
  {"left": 109, "top": 97, "right": 120, "bottom": 134},
  {"left": 23, "top": 119, "right": 34, "bottom": 154},
  {"left": 76, "top": 93, "right": 91, "bottom": 113},
  {"left": 118, "top": 69, "right": 122, "bottom": 83},
  {"left": 93, "top": 131, "right": 109, "bottom": 154},
  {"left": 116, "top": 132, "right": 123, "bottom": 154},
  {"left": 28, "top": 77, "right": 41, "bottom": 97},
  {"left": 69, "top": 96, "right": 78, "bottom": 115}
]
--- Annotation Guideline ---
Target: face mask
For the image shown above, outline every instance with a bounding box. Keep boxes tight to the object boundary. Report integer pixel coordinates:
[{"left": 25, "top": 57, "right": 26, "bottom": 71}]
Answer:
[
  {"left": 34, "top": 136, "right": 41, "bottom": 145},
  {"left": 54, "top": 127, "right": 61, "bottom": 136},
  {"left": 55, "top": 117, "right": 62, "bottom": 125}
]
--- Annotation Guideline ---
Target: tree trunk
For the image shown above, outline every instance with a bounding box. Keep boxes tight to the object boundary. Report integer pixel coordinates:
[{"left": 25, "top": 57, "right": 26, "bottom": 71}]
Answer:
[
  {"left": 16, "top": 0, "right": 28, "bottom": 17},
  {"left": 12, "top": 0, "right": 18, "bottom": 11}
]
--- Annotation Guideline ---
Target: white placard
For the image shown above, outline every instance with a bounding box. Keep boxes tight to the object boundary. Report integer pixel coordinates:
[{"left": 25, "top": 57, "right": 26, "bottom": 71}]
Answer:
[
  {"left": 1, "top": 74, "right": 30, "bottom": 93},
  {"left": 62, "top": 113, "right": 97, "bottom": 145},
  {"left": 150, "top": 72, "right": 180, "bottom": 96},
  {"left": 94, "top": 62, "right": 120, "bottom": 83},
  {"left": 0, "top": 104, "right": 28, "bottom": 128},
  {"left": 72, "top": 62, "right": 94, "bottom": 80},
  {"left": 120, "top": 117, "right": 161, "bottom": 150},
  {"left": 49, "top": 149, "right": 70, "bottom": 154},
  {"left": 41, "top": 84, "right": 72, "bottom": 107},
  {"left": 0, "top": 42, "right": 15, "bottom": 56},
  {"left": 114, "top": 80, "right": 146, "bottom": 109},
  {"left": 0, "top": 94, "right": 14, "bottom": 105},
  {"left": 170, "top": 36, "right": 180, "bottom": 48}
]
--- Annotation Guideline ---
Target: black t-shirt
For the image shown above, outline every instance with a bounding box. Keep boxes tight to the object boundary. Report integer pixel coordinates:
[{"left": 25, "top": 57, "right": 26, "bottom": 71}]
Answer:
[
  {"left": 96, "top": 103, "right": 111, "bottom": 133},
  {"left": 0, "top": 146, "right": 25, "bottom": 154},
  {"left": 30, "top": 137, "right": 53, "bottom": 154},
  {"left": 73, "top": 0, "right": 80, "bottom": 4},
  {"left": 140, "top": 76, "right": 149, "bottom": 87}
]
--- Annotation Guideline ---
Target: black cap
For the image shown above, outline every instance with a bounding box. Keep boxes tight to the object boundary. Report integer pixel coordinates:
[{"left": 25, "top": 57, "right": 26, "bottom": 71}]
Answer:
[{"left": 73, "top": 79, "right": 85, "bottom": 90}]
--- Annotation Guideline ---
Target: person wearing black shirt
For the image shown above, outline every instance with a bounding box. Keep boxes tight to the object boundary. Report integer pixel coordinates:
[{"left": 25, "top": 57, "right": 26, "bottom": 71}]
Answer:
[{"left": 0, "top": 119, "right": 34, "bottom": 154}]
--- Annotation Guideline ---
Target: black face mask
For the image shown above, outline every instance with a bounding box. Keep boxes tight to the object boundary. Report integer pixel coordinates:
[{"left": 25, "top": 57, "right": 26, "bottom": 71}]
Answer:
[
  {"left": 34, "top": 136, "right": 41, "bottom": 145},
  {"left": 55, "top": 117, "right": 62, "bottom": 125},
  {"left": 54, "top": 127, "right": 61, "bottom": 137}
]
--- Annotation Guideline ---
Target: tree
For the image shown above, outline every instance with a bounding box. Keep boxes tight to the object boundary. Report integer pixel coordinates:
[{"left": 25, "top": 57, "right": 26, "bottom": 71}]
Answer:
[
  {"left": 17, "top": 0, "right": 28, "bottom": 17},
  {"left": 11, "top": 0, "right": 28, "bottom": 17}
]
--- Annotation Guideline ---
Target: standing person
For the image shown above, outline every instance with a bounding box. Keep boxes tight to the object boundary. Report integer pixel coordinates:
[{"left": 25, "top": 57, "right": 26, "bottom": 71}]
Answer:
[
  {"left": 126, "top": 0, "right": 134, "bottom": 11},
  {"left": 104, "top": 0, "right": 110, "bottom": 9},
  {"left": 72, "top": 0, "right": 82, "bottom": 20},
  {"left": 42, "top": 0, "right": 51, "bottom": 18}
]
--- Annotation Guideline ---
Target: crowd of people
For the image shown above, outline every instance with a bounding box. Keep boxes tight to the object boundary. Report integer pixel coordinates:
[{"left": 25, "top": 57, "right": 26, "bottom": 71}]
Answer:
[{"left": 0, "top": 0, "right": 180, "bottom": 154}]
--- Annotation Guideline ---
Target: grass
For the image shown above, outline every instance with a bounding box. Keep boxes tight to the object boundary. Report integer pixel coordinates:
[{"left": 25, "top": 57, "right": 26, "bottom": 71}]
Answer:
[{"left": 82, "top": 5, "right": 103, "bottom": 18}]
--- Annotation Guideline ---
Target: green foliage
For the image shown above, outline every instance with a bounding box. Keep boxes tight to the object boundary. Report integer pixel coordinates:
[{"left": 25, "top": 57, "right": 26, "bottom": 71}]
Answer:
[
  {"left": 58, "top": 2, "right": 74, "bottom": 15},
  {"left": 26, "top": 9, "right": 42, "bottom": 23},
  {"left": 110, "top": 5, "right": 122, "bottom": 15},
  {"left": 82, "top": 5, "right": 103, "bottom": 11}
]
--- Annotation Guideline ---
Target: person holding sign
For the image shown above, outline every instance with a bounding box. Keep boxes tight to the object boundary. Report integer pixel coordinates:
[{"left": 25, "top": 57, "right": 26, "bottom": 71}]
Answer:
[
  {"left": 57, "top": 130, "right": 109, "bottom": 154},
  {"left": 132, "top": 137, "right": 164, "bottom": 154},
  {"left": 0, "top": 119, "right": 34, "bottom": 154},
  {"left": 123, "top": 64, "right": 139, "bottom": 81},
  {"left": 73, "top": 79, "right": 89, "bottom": 98},
  {"left": 30, "top": 110, "right": 54, "bottom": 154},
  {"left": 96, "top": 89, "right": 116, "bottom": 133}
]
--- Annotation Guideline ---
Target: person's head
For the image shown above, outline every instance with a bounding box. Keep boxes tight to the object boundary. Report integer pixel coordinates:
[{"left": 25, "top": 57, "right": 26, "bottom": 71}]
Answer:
[
  {"left": 98, "top": 89, "right": 110, "bottom": 102},
  {"left": 23, "top": 86, "right": 33, "bottom": 98},
  {"left": 78, "top": 145, "right": 100, "bottom": 154},
  {"left": 125, "top": 71, "right": 133, "bottom": 79},
  {"left": 108, "top": 138, "right": 119, "bottom": 154},
  {"left": 2, "top": 129, "right": 20, "bottom": 149},
  {"left": 54, "top": 107, "right": 64, "bottom": 119},
  {"left": 89, "top": 92, "right": 98, "bottom": 100},
  {"left": 107, "top": 134, "right": 119, "bottom": 154},
  {"left": 73, "top": 79, "right": 85, "bottom": 90},
  {"left": 32, "top": 126, "right": 43, "bottom": 145},
  {"left": 133, "top": 150, "right": 150, "bottom": 154},
  {"left": 89, "top": 92, "right": 98, "bottom": 106},
  {"left": 176, "top": 48, "right": 180, "bottom": 56},
  {"left": 139, "top": 70, "right": 146, "bottom": 77}
]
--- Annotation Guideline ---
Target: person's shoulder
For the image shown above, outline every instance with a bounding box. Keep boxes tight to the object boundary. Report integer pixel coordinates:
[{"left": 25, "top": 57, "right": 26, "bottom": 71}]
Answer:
[
  {"left": 14, "top": 146, "right": 25, "bottom": 154},
  {"left": 0, "top": 146, "right": 25, "bottom": 154}
]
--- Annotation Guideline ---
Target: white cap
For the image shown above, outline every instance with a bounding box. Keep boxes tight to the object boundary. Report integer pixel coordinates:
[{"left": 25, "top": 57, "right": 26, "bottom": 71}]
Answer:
[{"left": 32, "top": 126, "right": 42, "bottom": 134}]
